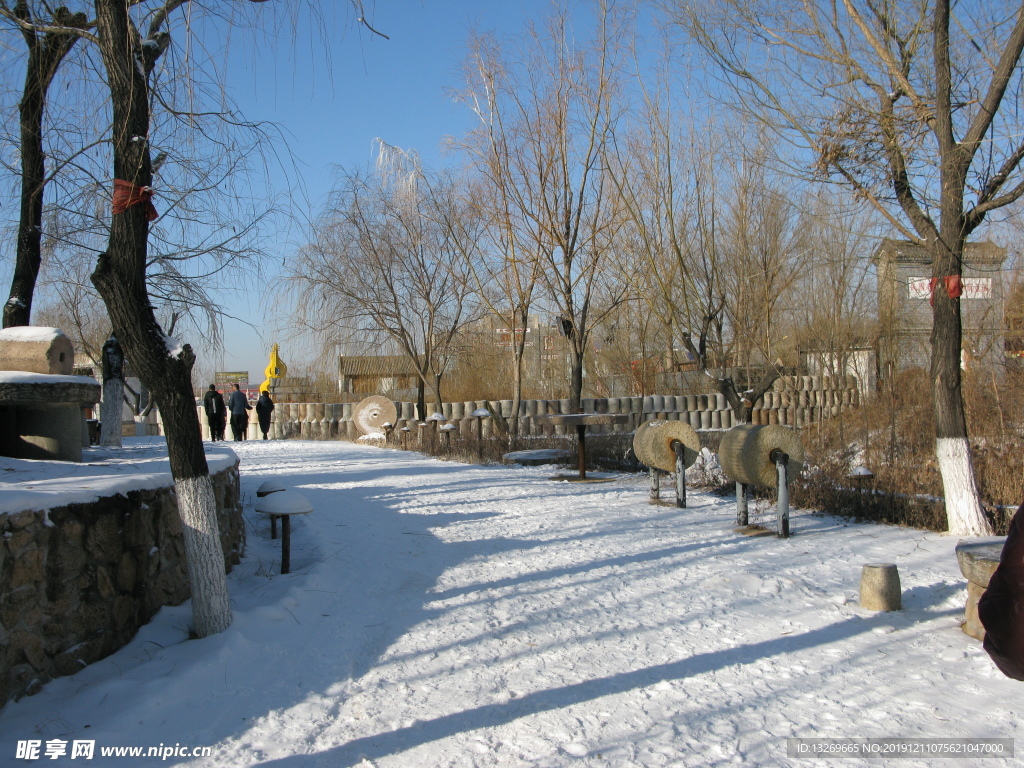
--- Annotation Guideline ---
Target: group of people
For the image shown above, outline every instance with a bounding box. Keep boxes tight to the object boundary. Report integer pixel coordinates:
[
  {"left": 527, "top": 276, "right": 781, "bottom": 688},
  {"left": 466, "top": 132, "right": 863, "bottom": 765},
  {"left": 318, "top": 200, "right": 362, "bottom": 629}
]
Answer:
[{"left": 202, "top": 383, "right": 275, "bottom": 441}]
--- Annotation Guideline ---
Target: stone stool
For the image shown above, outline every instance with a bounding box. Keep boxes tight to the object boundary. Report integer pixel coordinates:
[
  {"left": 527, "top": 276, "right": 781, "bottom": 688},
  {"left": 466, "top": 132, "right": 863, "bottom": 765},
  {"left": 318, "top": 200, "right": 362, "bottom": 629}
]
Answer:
[
  {"left": 860, "top": 563, "right": 902, "bottom": 611},
  {"left": 955, "top": 539, "right": 1005, "bottom": 640}
]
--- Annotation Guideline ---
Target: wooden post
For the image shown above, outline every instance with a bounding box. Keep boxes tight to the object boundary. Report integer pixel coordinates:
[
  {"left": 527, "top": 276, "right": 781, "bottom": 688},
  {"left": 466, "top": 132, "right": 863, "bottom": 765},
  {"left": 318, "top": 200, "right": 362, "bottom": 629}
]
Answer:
[
  {"left": 674, "top": 441, "right": 686, "bottom": 508},
  {"left": 650, "top": 467, "right": 660, "bottom": 501},
  {"left": 736, "top": 482, "right": 748, "bottom": 525},
  {"left": 281, "top": 515, "right": 291, "bottom": 574},
  {"left": 775, "top": 451, "right": 790, "bottom": 538}
]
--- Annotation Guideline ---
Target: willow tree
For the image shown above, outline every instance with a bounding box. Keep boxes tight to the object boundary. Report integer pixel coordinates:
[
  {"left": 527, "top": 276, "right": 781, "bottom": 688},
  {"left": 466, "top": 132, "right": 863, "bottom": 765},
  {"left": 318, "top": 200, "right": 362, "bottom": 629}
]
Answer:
[
  {"left": 669, "top": 0, "right": 1024, "bottom": 536},
  {"left": 293, "top": 163, "right": 481, "bottom": 417}
]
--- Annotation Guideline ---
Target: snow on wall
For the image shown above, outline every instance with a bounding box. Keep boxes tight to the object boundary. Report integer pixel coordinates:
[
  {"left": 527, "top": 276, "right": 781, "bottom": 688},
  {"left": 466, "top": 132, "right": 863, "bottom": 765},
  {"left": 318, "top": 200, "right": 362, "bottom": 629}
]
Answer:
[{"left": 0, "top": 326, "right": 63, "bottom": 343}]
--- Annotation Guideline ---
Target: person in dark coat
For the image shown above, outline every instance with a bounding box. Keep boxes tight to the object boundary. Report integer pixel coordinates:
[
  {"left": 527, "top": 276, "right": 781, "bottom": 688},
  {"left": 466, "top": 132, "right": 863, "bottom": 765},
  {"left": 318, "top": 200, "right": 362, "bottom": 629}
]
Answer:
[
  {"left": 202, "top": 384, "right": 226, "bottom": 441},
  {"left": 979, "top": 501, "right": 1024, "bottom": 680},
  {"left": 255, "top": 389, "right": 274, "bottom": 440},
  {"left": 227, "top": 383, "right": 251, "bottom": 441}
]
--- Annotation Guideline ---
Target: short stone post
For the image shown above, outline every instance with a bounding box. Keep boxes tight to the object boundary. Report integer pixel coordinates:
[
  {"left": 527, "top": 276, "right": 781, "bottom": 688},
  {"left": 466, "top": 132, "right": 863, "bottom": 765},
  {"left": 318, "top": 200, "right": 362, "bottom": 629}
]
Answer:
[
  {"left": 860, "top": 563, "right": 902, "bottom": 611},
  {"left": 100, "top": 335, "right": 124, "bottom": 447}
]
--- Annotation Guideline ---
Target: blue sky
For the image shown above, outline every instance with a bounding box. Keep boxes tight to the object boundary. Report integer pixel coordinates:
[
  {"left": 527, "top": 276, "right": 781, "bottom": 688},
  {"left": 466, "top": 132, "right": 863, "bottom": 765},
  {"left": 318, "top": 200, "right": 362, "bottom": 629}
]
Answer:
[{"left": 211, "top": 0, "right": 568, "bottom": 383}]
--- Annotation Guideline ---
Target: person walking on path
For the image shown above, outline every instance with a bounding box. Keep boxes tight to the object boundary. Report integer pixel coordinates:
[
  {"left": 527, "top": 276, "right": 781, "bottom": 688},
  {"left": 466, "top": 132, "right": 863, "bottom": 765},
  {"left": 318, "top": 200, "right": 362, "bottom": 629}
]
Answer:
[
  {"left": 228, "top": 383, "right": 252, "bottom": 441},
  {"left": 255, "top": 389, "right": 275, "bottom": 440},
  {"left": 202, "top": 384, "right": 226, "bottom": 441}
]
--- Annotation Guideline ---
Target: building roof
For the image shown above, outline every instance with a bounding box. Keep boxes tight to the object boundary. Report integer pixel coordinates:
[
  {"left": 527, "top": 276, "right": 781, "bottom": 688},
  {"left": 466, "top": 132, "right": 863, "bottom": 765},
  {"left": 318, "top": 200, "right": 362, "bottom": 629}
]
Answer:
[
  {"left": 872, "top": 238, "right": 1006, "bottom": 266},
  {"left": 338, "top": 355, "right": 423, "bottom": 377}
]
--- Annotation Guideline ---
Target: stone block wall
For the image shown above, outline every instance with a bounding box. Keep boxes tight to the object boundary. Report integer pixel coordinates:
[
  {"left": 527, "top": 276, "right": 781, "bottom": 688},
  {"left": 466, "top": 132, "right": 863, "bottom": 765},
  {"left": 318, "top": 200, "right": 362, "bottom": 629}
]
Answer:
[
  {"left": 0, "top": 462, "right": 244, "bottom": 707},
  {"left": 203, "top": 374, "right": 859, "bottom": 442}
]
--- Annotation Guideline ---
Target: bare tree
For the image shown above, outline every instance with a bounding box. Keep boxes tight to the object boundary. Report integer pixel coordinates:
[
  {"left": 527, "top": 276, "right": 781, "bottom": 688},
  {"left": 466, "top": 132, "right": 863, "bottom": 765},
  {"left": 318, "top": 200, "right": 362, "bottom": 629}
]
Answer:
[
  {"left": 721, "top": 155, "right": 805, "bottom": 379},
  {"left": 669, "top": 0, "right": 1024, "bottom": 535},
  {"left": 0, "top": 1, "right": 88, "bottom": 327},
  {"left": 458, "top": 4, "right": 632, "bottom": 411},
  {"left": 611, "top": 102, "right": 793, "bottom": 419},
  {"left": 451, "top": 57, "right": 545, "bottom": 431},
  {"left": 791, "top": 192, "right": 877, "bottom": 383},
  {"left": 88, "top": 0, "right": 251, "bottom": 636},
  {"left": 293, "top": 163, "right": 481, "bottom": 417}
]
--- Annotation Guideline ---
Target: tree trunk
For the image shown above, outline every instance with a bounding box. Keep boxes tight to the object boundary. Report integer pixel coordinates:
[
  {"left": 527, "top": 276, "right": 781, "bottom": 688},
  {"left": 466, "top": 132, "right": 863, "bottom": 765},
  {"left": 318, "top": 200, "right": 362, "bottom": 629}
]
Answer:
[
  {"left": 92, "top": 0, "right": 231, "bottom": 637},
  {"left": 4, "top": 14, "right": 84, "bottom": 328},
  {"left": 511, "top": 336, "right": 526, "bottom": 437},
  {"left": 930, "top": 237, "right": 992, "bottom": 536},
  {"left": 432, "top": 371, "right": 443, "bottom": 414},
  {"left": 416, "top": 376, "right": 426, "bottom": 422},
  {"left": 568, "top": 339, "right": 584, "bottom": 412}
]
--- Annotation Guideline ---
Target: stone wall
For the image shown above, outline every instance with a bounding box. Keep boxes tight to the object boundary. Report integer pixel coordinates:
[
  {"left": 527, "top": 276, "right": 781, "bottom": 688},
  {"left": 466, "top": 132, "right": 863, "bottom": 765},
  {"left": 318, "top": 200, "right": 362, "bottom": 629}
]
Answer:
[
  {"left": 201, "top": 374, "right": 860, "bottom": 441},
  {"left": 0, "top": 463, "right": 244, "bottom": 707}
]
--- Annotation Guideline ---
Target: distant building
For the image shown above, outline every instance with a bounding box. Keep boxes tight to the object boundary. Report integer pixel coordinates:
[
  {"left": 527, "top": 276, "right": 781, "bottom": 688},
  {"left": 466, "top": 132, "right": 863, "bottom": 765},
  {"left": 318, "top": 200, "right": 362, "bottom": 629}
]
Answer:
[
  {"left": 873, "top": 239, "right": 1007, "bottom": 380},
  {"left": 798, "top": 341, "right": 877, "bottom": 398},
  {"left": 338, "top": 355, "right": 421, "bottom": 401}
]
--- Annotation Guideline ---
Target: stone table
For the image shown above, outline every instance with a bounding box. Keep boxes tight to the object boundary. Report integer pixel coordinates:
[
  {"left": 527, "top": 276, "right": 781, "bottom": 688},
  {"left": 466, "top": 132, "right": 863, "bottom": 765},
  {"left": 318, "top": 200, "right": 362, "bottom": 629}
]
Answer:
[
  {"left": 532, "top": 413, "right": 631, "bottom": 480},
  {"left": 955, "top": 538, "right": 1006, "bottom": 640},
  {"left": 0, "top": 372, "right": 100, "bottom": 462}
]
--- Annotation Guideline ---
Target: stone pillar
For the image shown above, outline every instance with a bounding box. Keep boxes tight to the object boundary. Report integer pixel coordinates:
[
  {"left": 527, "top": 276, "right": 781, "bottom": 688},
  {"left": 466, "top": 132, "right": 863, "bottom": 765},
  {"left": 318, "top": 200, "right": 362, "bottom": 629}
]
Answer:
[{"left": 100, "top": 335, "right": 124, "bottom": 447}]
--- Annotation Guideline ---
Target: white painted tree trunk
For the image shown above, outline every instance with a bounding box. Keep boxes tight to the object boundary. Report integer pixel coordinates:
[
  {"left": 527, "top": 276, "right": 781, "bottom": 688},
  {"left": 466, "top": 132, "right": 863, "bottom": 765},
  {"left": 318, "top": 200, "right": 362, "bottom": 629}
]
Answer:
[
  {"left": 100, "top": 378, "right": 123, "bottom": 447},
  {"left": 936, "top": 437, "right": 993, "bottom": 536},
  {"left": 174, "top": 475, "right": 232, "bottom": 637}
]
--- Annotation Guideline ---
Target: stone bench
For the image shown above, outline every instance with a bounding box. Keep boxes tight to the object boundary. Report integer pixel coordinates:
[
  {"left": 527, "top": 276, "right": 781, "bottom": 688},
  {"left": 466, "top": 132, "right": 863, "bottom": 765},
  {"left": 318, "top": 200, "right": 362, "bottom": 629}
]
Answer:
[
  {"left": 502, "top": 449, "right": 573, "bottom": 466},
  {"left": 955, "top": 539, "right": 1006, "bottom": 640},
  {"left": 255, "top": 490, "right": 312, "bottom": 574}
]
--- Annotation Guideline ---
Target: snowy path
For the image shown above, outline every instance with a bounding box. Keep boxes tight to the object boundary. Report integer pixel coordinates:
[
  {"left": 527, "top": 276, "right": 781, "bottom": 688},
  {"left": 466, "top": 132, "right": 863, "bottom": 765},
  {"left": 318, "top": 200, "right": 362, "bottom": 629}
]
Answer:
[{"left": 1, "top": 440, "right": 1019, "bottom": 767}]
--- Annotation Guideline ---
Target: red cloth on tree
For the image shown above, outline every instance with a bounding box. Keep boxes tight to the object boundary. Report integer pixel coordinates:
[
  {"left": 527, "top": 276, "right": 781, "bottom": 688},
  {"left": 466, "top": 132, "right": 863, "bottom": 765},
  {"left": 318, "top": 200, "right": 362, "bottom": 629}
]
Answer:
[
  {"left": 928, "top": 275, "right": 963, "bottom": 306},
  {"left": 112, "top": 178, "right": 158, "bottom": 221},
  {"left": 979, "top": 502, "right": 1024, "bottom": 681}
]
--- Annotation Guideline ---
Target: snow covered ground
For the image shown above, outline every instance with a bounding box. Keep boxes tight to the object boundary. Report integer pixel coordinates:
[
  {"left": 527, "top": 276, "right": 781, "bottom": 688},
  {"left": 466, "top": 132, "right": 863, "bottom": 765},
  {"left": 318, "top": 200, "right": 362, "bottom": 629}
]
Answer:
[{"left": 1, "top": 438, "right": 1020, "bottom": 767}]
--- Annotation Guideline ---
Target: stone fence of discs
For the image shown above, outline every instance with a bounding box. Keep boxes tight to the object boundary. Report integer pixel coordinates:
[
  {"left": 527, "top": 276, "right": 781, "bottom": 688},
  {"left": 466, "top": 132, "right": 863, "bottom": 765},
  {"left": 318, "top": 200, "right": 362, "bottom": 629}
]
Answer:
[{"left": 196, "top": 374, "right": 861, "bottom": 442}]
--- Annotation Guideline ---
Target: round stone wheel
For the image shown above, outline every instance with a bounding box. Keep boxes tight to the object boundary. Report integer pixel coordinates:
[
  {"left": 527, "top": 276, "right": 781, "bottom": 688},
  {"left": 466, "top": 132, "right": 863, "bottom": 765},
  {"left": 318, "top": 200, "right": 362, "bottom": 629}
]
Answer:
[
  {"left": 718, "top": 423, "right": 804, "bottom": 488},
  {"left": 633, "top": 419, "right": 700, "bottom": 473},
  {"left": 352, "top": 395, "right": 398, "bottom": 436}
]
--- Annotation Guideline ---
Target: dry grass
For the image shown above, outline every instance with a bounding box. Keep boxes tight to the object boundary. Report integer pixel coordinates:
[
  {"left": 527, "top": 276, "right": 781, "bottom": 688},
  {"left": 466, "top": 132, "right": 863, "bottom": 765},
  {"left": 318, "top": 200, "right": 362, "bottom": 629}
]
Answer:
[{"left": 791, "top": 365, "right": 1024, "bottom": 534}]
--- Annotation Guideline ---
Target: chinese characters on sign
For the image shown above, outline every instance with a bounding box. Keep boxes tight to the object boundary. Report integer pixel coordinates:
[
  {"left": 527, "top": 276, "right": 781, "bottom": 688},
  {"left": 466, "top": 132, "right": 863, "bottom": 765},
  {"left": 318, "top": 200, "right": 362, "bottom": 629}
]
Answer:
[{"left": 908, "top": 276, "right": 992, "bottom": 299}]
